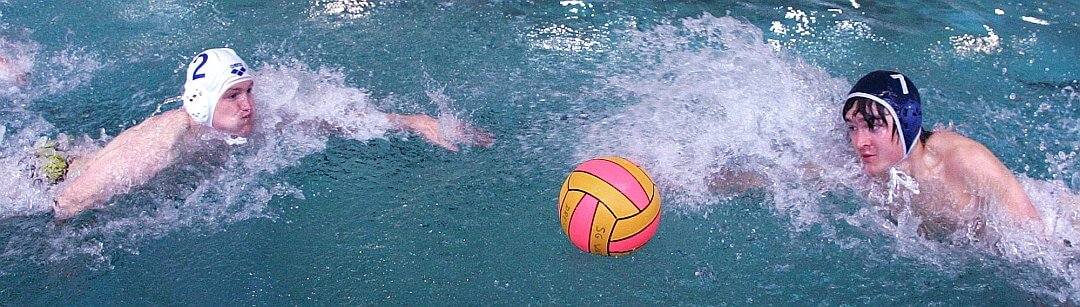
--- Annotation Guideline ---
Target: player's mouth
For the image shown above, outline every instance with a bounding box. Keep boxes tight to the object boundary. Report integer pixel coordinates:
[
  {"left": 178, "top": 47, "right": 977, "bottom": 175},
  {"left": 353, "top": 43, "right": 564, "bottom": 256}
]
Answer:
[{"left": 860, "top": 153, "right": 876, "bottom": 164}]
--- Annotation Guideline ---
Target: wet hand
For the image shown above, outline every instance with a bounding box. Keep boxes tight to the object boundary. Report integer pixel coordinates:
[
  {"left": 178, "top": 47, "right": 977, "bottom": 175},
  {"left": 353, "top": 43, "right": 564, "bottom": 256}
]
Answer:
[
  {"left": 394, "top": 114, "right": 494, "bottom": 152},
  {"left": 457, "top": 124, "right": 495, "bottom": 149}
]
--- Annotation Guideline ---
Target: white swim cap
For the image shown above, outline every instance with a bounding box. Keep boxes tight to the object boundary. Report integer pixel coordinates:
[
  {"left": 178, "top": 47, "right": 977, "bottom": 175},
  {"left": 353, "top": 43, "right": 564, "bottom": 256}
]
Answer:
[{"left": 182, "top": 48, "right": 253, "bottom": 127}]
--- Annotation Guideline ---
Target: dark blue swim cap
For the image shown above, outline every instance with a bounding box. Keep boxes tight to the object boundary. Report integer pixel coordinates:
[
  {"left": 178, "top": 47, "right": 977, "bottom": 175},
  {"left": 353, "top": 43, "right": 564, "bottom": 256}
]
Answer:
[{"left": 846, "top": 70, "right": 923, "bottom": 157}]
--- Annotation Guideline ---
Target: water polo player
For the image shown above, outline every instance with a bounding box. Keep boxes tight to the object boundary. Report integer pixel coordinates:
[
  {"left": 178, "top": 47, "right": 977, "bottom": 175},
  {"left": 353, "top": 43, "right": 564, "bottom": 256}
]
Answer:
[
  {"left": 842, "top": 70, "right": 1042, "bottom": 236},
  {"left": 52, "top": 48, "right": 493, "bottom": 220}
]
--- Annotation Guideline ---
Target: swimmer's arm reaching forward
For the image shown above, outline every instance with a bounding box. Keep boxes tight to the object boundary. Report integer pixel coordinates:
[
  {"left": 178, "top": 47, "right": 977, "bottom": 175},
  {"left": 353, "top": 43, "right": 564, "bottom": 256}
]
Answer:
[
  {"left": 385, "top": 114, "right": 494, "bottom": 151},
  {"left": 279, "top": 112, "right": 494, "bottom": 151},
  {"left": 54, "top": 110, "right": 192, "bottom": 220}
]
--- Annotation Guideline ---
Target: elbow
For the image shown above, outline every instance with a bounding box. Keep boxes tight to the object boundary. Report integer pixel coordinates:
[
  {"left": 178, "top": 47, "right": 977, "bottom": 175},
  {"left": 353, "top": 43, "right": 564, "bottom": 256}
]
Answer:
[
  {"left": 1005, "top": 198, "right": 1044, "bottom": 230},
  {"left": 54, "top": 182, "right": 105, "bottom": 221}
]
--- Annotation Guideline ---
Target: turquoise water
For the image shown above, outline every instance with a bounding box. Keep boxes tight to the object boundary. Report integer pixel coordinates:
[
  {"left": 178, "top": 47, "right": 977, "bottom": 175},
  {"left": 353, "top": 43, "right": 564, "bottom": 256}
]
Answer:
[{"left": 0, "top": 0, "right": 1077, "bottom": 304}]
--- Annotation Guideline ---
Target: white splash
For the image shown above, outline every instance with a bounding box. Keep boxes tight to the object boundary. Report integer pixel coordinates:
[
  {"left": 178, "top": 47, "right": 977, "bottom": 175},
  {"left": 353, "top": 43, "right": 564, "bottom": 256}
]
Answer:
[
  {"left": 996, "top": 177, "right": 1080, "bottom": 302},
  {"left": 1021, "top": 16, "right": 1051, "bottom": 26},
  {"left": 0, "top": 37, "right": 35, "bottom": 96},
  {"left": 783, "top": 7, "right": 817, "bottom": 37},
  {"left": 253, "top": 60, "right": 394, "bottom": 146},
  {"left": 528, "top": 23, "right": 608, "bottom": 54},
  {"left": 765, "top": 8, "right": 880, "bottom": 60},
  {"left": 0, "top": 124, "right": 60, "bottom": 218},
  {"left": 949, "top": 24, "right": 1003, "bottom": 57},
  {"left": 308, "top": 0, "right": 376, "bottom": 21},
  {"left": 575, "top": 14, "right": 852, "bottom": 229}
]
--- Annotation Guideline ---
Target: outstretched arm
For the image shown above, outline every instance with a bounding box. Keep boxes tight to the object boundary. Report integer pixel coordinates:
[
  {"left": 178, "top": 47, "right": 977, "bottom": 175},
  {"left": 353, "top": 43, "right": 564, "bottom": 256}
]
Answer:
[
  {"left": 274, "top": 111, "right": 493, "bottom": 151},
  {"left": 385, "top": 113, "right": 494, "bottom": 151},
  {"left": 54, "top": 110, "right": 193, "bottom": 220}
]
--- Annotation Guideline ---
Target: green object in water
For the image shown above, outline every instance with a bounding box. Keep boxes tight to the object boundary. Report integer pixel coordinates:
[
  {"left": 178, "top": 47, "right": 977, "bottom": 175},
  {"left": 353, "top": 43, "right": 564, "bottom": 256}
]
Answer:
[
  {"left": 31, "top": 136, "right": 69, "bottom": 183},
  {"left": 42, "top": 154, "right": 68, "bottom": 183}
]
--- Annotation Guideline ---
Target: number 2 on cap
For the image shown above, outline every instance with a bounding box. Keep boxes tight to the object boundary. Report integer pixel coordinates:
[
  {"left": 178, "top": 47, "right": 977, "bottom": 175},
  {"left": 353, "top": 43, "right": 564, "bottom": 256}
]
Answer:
[
  {"left": 191, "top": 53, "right": 209, "bottom": 80},
  {"left": 890, "top": 74, "right": 909, "bottom": 95}
]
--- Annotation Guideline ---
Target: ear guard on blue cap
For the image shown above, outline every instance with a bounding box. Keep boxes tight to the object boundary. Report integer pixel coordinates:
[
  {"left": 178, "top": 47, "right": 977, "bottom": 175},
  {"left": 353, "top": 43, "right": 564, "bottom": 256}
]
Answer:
[{"left": 846, "top": 70, "right": 923, "bottom": 158}]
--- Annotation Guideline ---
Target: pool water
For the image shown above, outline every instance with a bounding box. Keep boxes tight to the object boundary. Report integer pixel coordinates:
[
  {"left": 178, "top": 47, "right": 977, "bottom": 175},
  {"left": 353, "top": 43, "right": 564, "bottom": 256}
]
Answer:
[{"left": 0, "top": 0, "right": 1077, "bottom": 304}]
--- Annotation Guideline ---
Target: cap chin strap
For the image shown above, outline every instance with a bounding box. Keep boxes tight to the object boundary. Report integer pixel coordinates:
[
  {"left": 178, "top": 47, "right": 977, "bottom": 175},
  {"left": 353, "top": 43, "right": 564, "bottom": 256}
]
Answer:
[
  {"left": 225, "top": 135, "right": 248, "bottom": 145},
  {"left": 886, "top": 167, "right": 921, "bottom": 203},
  {"left": 846, "top": 92, "right": 919, "bottom": 160}
]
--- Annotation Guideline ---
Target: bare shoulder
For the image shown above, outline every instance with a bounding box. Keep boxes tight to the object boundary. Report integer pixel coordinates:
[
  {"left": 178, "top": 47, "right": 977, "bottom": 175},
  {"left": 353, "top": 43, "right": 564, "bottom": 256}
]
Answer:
[
  {"left": 76, "top": 109, "right": 193, "bottom": 165},
  {"left": 123, "top": 109, "right": 194, "bottom": 142},
  {"left": 138, "top": 109, "right": 192, "bottom": 129},
  {"left": 926, "top": 131, "right": 990, "bottom": 156},
  {"left": 925, "top": 130, "right": 1006, "bottom": 174}
]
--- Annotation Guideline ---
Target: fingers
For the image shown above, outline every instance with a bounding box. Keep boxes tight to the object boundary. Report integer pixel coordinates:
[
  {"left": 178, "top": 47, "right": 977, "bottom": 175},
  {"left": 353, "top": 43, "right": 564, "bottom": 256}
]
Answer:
[
  {"left": 439, "top": 121, "right": 493, "bottom": 150},
  {"left": 432, "top": 131, "right": 460, "bottom": 151},
  {"left": 441, "top": 143, "right": 460, "bottom": 152},
  {"left": 415, "top": 124, "right": 460, "bottom": 152},
  {"left": 408, "top": 115, "right": 494, "bottom": 151}
]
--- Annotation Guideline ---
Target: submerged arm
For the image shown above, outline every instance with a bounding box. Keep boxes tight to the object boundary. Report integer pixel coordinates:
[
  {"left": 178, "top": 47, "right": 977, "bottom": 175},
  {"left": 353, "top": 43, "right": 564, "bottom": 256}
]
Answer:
[
  {"left": 707, "top": 168, "right": 768, "bottom": 194},
  {"left": 54, "top": 110, "right": 193, "bottom": 220},
  {"left": 279, "top": 111, "right": 494, "bottom": 152},
  {"left": 707, "top": 162, "right": 823, "bottom": 195}
]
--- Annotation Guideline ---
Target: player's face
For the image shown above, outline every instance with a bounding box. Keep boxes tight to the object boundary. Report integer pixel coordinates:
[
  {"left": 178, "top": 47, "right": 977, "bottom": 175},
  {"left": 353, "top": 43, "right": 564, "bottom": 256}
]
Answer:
[
  {"left": 211, "top": 80, "right": 255, "bottom": 136},
  {"left": 845, "top": 108, "right": 904, "bottom": 176}
]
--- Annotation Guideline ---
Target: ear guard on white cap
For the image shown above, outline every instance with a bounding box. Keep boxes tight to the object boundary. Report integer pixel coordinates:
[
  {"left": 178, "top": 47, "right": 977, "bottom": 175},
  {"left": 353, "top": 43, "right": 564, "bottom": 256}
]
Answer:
[{"left": 182, "top": 48, "right": 253, "bottom": 127}]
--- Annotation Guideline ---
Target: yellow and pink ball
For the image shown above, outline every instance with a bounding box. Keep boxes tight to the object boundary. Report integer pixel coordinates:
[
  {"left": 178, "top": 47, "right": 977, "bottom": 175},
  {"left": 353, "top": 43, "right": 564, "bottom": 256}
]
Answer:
[{"left": 558, "top": 157, "right": 661, "bottom": 256}]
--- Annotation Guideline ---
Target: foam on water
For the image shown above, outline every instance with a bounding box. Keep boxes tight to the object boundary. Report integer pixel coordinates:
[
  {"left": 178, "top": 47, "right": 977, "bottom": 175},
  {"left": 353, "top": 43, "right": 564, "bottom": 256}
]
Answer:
[
  {"left": 0, "top": 124, "right": 58, "bottom": 218},
  {"left": 308, "top": 0, "right": 377, "bottom": 22},
  {"left": 0, "top": 36, "right": 104, "bottom": 108},
  {"left": 1051, "top": 85, "right": 1079, "bottom": 190},
  {"left": 24, "top": 43, "right": 105, "bottom": 101},
  {"left": 0, "top": 35, "right": 34, "bottom": 96},
  {"left": 1004, "top": 177, "right": 1080, "bottom": 301},
  {"left": 572, "top": 13, "right": 1080, "bottom": 303}
]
